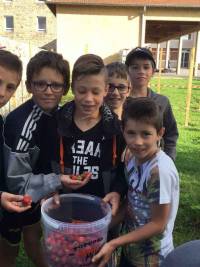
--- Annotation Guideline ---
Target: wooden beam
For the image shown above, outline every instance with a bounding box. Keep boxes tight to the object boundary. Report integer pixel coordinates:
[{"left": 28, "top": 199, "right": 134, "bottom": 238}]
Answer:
[
  {"left": 185, "top": 47, "right": 195, "bottom": 127},
  {"left": 146, "top": 21, "right": 200, "bottom": 43}
]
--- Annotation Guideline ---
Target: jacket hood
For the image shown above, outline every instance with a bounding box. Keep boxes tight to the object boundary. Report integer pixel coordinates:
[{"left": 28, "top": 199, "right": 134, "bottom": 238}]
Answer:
[{"left": 57, "top": 100, "right": 121, "bottom": 138}]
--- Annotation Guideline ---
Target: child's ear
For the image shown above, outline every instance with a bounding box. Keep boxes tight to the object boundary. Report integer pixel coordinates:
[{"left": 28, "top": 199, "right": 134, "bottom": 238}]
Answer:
[
  {"left": 158, "top": 127, "right": 165, "bottom": 138},
  {"left": 25, "top": 81, "right": 32, "bottom": 94},
  {"left": 104, "top": 83, "right": 109, "bottom": 96}
]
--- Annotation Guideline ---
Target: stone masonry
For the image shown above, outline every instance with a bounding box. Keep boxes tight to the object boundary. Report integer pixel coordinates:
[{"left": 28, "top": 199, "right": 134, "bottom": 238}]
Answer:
[{"left": 0, "top": 0, "right": 56, "bottom": 48}]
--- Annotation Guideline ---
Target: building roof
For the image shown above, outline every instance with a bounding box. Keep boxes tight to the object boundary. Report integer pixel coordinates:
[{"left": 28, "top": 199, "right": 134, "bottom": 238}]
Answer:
[
  {"left": 46, "top": 0, "right": 200, "bottom": 43},
  {"left": 46, "top": 0, "right": 200, "bottom": 8}
]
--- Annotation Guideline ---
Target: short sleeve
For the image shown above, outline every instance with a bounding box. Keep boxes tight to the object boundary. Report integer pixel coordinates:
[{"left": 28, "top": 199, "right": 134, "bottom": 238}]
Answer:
[
  {"left": 147, "top": 164, "right": 172, "bottom": 205},
  {"left": 146, "top": 166, "right": 160, "bottom": 204}
]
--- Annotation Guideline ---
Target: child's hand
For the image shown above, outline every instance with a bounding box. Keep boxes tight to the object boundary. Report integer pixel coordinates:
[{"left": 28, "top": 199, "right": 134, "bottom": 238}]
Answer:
[
  {"left": 103, "top": 192, "right": 120, "bottom": 216},
  {"left": 121, "top": 146, "right": 133, "bottom": 165},
  {"left": 92, "top": 242, "right": 115, "bottom": 267},
  {"left": 1, "top": 192, "right": 31, "bottom": 213},
  {"left": 61, "top": 172, "right": 91, "bottom": 190},
  {"left": 40, "top": 192, "right": 60, "bottom": 208}
]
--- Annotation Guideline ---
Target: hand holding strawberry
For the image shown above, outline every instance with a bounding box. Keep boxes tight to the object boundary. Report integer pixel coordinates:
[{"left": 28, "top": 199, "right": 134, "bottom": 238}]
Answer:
[
  {"left": 61, "top": 172, "right": 92, "bottom": 190},
  {"left": 70, "top": 172, "right": 92, "bottom": 181},
  {"left": 0, "top": 192, "right": 32, "bottom": 212}
]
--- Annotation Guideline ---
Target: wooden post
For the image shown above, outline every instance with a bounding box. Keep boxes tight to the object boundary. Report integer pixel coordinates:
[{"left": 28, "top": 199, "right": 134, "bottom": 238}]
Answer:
[
  {"left": 185, "top": 47, "right": 195, "bottom": 127},
  {"left": 84, "top": 43, "right": 89, "bottom": 54},
  {"left": 157, "top": 47, "right": 163, "bottom": 93}
]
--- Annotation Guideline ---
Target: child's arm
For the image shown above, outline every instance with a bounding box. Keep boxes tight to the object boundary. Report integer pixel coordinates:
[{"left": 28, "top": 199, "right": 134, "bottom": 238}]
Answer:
[
  {"left": 3, "top": 114, "right": 63, "bottom": 203},
  {"left": 162, "top": 99, "right": 178, "bottom": 160},
  {"left": 4, "top": 146, "right": 62, "bottom": 203},
  {"left": 92, "top": 203, "right": 170, "bottom": 267}
]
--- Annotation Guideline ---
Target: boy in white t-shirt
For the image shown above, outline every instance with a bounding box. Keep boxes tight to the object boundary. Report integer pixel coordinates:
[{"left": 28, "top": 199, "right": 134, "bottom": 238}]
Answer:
[{"left": 93, "top": 97, "right": 179, "bottom": 267}]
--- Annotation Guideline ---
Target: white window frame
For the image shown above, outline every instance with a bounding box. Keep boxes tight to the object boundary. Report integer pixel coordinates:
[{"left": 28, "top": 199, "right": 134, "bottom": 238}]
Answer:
[
  {"left": 4, "top": 16, "right": 14, "bottom": 32},
  {"left": 37, "top": 16, "right": 46, "bottom": 32}
]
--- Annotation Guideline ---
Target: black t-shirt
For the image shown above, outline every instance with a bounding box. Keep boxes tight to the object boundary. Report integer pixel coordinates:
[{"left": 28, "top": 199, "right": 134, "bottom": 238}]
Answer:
[{"left": 65, "top": 119, "right": 105, "bottom": 197}]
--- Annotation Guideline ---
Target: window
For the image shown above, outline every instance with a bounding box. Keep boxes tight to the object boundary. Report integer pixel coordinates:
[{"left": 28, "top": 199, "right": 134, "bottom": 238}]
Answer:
[
  {"left": 37, "top": 16, "right": 46, "bottom": 32},
  {"left": 5, "top": 16, "right": 14, "bottom": 31},
  {"left": 181, "top": 49, "right": 190, "bottom": 68},
  {"left": 182, "top": 34, "right": 192, "bottom": 40}
]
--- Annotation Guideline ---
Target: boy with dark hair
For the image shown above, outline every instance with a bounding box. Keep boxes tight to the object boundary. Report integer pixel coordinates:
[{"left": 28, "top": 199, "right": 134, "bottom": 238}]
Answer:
[
  {"left": 0, "top": 50, "right": 71, "bottom": 267},
  {"left": 93, "top": 97, "right": 179, "bottom": 267},
  {"left": 105, "top": 62, "right": 130, "bottom": 119},
  {"left": 0, "top": 50, "right": 31, "bottom": 214},
  {"left": 125, "top": 47, "right": 178, "bottom": 160},
  {"left": 56, "top": 53, "right": 126, "bottom": 215}
]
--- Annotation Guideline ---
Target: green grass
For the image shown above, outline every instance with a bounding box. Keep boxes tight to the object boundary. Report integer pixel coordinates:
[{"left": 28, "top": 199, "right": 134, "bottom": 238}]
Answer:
[{"left": 17, "top": 76, "right": 200, "bottom": 266}]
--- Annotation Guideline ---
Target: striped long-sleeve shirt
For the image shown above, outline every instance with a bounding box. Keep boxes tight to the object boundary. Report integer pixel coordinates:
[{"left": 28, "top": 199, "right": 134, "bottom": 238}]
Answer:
[{"left": 3, "top": 99, "right": 62, "bottom": 202}]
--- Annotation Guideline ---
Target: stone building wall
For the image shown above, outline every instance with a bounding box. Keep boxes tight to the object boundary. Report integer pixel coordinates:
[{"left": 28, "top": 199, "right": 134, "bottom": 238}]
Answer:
[{"left": 0, "top": 0, "right": 56, "bottom": 48}]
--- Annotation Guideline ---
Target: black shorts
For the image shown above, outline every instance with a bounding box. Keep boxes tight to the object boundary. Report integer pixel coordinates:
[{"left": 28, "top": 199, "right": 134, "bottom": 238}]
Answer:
[{"left": 0, "top": 202, "right": 41, "bottom": 245}]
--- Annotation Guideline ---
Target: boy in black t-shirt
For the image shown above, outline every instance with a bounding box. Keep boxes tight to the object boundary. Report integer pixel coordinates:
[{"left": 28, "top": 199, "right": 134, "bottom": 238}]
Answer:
[{"left": 57, "top": 54, "right": 126, "bottom": 215}]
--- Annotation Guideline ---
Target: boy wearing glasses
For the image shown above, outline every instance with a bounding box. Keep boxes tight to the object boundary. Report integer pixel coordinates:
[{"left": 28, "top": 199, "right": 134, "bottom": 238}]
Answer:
[
  {"left": 0, "top": 51, "right": 70, "bottom": 267},
  {"left": 105, "top": 62, "right": 130, "bottom": 119}
]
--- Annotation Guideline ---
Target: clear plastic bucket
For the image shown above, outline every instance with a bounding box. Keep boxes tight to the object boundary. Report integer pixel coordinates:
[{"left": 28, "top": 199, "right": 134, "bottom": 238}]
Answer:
[{"left": 41, "top": 193, "right": 112, "bottom": 267}]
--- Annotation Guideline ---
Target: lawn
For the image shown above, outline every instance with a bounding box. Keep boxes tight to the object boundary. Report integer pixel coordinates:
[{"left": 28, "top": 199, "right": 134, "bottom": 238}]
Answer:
[{"left": 17, "top": 76, "right": 200, "bottom": 266}]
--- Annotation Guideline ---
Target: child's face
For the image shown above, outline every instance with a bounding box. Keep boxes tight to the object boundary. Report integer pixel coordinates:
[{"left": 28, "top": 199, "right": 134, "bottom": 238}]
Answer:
[
  {"left": 128, "top": 58, "right": 154, "bottom": 89},
  {"left": 72, "top": 72, "right": 108, "bottom": 118},
  {"left": 0, "top": 65, "right": 20, "bottom": 109},
  {"left": 104, "top": 74, "right": 129, "bottom": 111},
  {"left": 123, "top": 119, "right": 163, "bottom": 164},
  {"left": 28, "top": 67, "right": 65, "bottom": 112}
]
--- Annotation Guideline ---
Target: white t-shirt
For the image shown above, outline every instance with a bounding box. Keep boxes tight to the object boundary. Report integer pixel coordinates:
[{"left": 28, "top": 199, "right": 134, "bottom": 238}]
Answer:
[{"left": 122, "top": 150, "right": 179, "bottom": 266}]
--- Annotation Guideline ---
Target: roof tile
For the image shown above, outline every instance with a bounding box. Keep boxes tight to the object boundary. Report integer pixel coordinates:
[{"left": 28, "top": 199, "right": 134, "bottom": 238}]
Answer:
[{"left": 46, "top": 0, "right": 200, "bottom": 7}]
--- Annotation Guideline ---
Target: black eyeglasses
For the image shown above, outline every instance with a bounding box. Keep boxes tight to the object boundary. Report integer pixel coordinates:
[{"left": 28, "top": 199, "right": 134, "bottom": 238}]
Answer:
[
  {"left": 108, "top": 83, "right": 129, "bottom": 94},
  {"left": 31, "top": 80, "right": 65, "bottom": 93}
]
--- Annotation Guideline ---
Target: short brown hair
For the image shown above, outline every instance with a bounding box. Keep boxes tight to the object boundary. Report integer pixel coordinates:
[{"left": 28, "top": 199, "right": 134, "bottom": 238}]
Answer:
[
  {"left": 72, "top": 54, "right": 107, "bottom": 87},
  {"left": 0, "top": 49, "right": 22, "bottom": 82},
  {"left": 106, "top": 61, "right": 129, "bottom": 80},
  {"left": 26, "top": 50, "right": 70, "bottom": 94},
  {"left": 121, "top": 97, "right": 163, "bottom": 132}
]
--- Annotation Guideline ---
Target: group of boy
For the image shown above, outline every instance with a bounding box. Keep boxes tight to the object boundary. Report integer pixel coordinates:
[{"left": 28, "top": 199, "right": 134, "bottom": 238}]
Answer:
[{"left": 0, "top": 46, "right": 179, "bottom": 267}]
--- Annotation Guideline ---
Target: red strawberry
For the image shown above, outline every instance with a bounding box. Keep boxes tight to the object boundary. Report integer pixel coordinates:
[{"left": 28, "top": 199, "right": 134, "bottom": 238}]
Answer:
[
  {"left": 22, "top": 195, "right": 32, "bottom": 206},
  {"left": 70, "top": 175, "right": 77, "bottom": 180}
]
